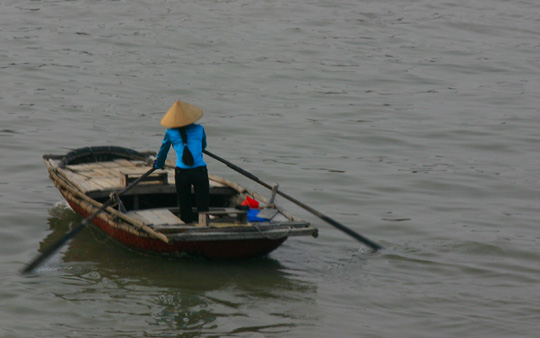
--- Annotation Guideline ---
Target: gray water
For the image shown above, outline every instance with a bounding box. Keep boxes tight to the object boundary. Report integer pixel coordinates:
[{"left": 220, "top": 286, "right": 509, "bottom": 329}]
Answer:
[{"left": 2, "top": 0, "right": 540, "bottom": 336}]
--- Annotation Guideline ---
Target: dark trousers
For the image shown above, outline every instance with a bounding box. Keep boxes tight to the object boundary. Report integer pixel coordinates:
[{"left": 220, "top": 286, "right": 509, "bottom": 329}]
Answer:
[{"left": 175, "top": 166, "right": 210, "bottom": 224}]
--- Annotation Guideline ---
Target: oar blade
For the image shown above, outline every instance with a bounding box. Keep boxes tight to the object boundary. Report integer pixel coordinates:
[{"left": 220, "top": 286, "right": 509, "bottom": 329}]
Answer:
[
  {"left": 321, "top": 215, "right": 382, "bottom": 251},
  {"left": 21, "top": 222, "right": 87, "bottom": 274},
  {"left": 22, "top": 167, "right": 157, "bottom": 274}
]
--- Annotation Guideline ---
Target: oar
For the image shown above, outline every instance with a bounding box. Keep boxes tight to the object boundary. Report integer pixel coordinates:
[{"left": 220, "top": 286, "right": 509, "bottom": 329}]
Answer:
[
  {"left": 21, "top": 167, "right": 157, "bottom": 274},
  {"left": 203, "top": 150, "right": 382, "bottom": 251}
]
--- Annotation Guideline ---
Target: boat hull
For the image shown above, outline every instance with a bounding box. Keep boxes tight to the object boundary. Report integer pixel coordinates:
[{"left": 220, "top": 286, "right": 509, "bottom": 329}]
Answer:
[
  {"left": 66, "top": 196, "right": 287, "bottom": 259},
  {"left": 43, "top": 146, "right": 316, "bottom": 260}
]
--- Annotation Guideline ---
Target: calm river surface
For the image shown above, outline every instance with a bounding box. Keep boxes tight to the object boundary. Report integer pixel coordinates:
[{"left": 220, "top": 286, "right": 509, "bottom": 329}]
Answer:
[{"left": 2, "top": 0, "right": 540, "bottom": 337}]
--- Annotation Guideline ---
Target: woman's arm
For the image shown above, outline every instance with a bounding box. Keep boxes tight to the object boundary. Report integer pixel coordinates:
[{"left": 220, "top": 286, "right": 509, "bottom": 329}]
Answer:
[{"left": 154, "top": 131, "right": 172, "bottom": 168}]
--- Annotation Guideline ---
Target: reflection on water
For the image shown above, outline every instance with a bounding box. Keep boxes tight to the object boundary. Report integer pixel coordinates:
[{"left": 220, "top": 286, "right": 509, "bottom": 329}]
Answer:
[{"left": 39, "top": 203, "right": 317, "bottom": 336}]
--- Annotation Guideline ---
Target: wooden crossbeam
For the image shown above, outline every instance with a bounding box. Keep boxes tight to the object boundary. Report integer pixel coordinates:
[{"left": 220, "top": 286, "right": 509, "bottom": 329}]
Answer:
[{"left": 120, "top": 170, "right": 168, "bottom": 186}]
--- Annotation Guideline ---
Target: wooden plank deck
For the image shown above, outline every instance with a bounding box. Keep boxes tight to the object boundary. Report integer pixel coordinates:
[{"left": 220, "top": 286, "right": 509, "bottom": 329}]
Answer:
[
  {"left": 126, "top": 208, "right": 199, "bottom": 233},
  {"left": 58, "top": 159, "right": 237, "bottom": 198},
  {"left": 128, "top": 208, "right": 183, "bottom": 226}
]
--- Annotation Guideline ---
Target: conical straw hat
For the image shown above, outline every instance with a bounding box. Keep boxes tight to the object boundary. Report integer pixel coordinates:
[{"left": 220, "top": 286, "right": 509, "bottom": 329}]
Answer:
[{"left": 160, "top": 100, "right": 204, "bottom": 128}]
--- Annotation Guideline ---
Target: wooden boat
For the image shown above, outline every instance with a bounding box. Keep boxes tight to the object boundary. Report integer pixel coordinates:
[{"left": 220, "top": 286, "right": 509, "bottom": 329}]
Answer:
[{"left": 43, "top": 146, "right": 318, "bottom": 259}]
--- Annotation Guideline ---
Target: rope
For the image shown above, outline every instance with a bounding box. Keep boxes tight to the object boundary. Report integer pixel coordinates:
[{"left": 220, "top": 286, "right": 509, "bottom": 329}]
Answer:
[{"left": 254, "top": 224, "right": 292, "bottom": 240}]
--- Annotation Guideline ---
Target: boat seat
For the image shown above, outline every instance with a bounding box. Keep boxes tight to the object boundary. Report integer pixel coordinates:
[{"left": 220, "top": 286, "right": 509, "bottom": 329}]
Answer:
[
  {"left": 198, "top": 208, "right": 248, "bottom": 227},
  {"left": 120, "top": 169, "right": 168, "bottom": 186}
]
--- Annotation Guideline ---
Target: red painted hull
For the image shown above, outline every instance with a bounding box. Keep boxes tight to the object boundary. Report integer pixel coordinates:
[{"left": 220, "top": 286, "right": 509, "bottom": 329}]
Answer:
[{"left": 67, "top": 200, "right": 287, "bottom": 259}]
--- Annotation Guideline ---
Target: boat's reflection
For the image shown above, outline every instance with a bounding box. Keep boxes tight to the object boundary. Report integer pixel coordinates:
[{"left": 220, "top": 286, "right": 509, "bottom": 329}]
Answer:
[{"left": 40, "top": 203, "right": 318, "bottom": 335}]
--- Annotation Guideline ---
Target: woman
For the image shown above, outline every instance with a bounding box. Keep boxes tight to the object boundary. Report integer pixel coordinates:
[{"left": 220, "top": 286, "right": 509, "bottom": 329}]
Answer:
[{"left": 154, "top": 100, "right": 209, "bottom": 224}]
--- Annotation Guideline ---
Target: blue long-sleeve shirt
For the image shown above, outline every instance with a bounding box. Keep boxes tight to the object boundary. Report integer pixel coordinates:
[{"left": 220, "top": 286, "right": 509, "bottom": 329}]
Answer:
[{"left": 155, "top": 124, "right": 207, "bottom": 169}]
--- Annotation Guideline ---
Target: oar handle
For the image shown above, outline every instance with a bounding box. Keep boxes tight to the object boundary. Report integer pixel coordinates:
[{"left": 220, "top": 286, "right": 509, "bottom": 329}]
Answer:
[
  {"left": 203, "top": 150, "right": 382, "bottom": 251},
  {"left": 21, "top": 167, "right": 157, "bottom": 274},
  {"left": 204, "top": 150, "right": 263, "bottom": 184}
]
